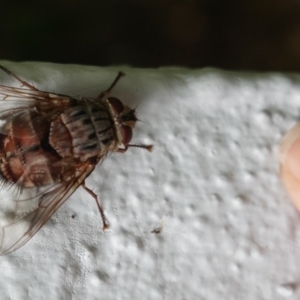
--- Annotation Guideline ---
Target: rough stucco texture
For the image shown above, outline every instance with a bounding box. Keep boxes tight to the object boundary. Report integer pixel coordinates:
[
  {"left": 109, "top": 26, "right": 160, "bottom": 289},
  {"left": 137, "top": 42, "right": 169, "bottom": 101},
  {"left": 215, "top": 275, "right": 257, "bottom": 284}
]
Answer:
[{"left": 0, "top": 62, "right": 299, "bottom": 300}]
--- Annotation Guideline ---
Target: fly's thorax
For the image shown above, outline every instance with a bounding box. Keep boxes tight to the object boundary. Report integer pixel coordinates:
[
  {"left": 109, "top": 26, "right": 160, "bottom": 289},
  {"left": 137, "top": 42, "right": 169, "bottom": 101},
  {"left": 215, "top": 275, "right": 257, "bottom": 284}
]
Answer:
[{"left": 49, "top": 102, "right": 118, "bottom": 161}]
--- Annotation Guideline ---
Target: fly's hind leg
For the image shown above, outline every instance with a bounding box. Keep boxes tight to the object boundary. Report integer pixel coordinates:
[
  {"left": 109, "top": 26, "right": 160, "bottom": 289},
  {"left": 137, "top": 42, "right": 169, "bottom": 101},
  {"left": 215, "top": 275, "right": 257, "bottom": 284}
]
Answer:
[
  {"left": 81, "top": 181, "right": 109, "bottom": 230},
  {"left": 96, "top": 71, "right": 125, "bottom": 101},
  {"left": 0, "top": 65, "right": 39, "bottom": 91}
]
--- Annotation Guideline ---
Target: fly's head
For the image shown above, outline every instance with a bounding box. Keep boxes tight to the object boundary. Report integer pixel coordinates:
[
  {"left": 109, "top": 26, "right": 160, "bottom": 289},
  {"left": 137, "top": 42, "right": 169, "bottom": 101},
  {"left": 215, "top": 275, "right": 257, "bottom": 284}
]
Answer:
[{"left": 107, "top": 97, "right": 138, "bottom": 147}]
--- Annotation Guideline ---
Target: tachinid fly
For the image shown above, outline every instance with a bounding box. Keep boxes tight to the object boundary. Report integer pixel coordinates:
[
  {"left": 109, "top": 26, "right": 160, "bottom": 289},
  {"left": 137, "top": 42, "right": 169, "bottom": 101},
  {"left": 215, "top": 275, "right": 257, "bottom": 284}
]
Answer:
[{"left": 0, "top": 65, "right": 152, "bottom": 255}]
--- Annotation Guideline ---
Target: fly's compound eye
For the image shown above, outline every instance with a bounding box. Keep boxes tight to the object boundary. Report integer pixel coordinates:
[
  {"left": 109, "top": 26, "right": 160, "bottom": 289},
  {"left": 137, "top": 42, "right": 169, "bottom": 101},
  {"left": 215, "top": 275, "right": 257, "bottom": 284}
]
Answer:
[
  {"left": 107, "top": 97, "right": 124, "bottom": 115},
  {"left": 120, "top": 125, "right": 132, "bottom": 145}
]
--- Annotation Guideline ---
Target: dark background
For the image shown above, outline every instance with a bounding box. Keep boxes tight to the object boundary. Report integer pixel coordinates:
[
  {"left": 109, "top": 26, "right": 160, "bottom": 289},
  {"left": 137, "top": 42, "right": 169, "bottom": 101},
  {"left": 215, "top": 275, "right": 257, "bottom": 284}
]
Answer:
[{"left": 1, "top": 0, "right": 300, "bottom": 71}]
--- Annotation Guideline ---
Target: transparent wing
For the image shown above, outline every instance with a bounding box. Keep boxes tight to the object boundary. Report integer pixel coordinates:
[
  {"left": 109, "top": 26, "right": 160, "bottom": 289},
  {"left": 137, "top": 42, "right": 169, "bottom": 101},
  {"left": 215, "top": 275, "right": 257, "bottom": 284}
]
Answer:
[
  {"left": 0, "top": 67, "right": 101, "bottom": 255},
  {"left": 0, "top": 84, "right": 76, "bottom": 118},
  {"left": 0, "top": 84, "right": 59, "bottom": 101},
  {"left": 0, "top": 162, "right": 95, "bottom": 255}
]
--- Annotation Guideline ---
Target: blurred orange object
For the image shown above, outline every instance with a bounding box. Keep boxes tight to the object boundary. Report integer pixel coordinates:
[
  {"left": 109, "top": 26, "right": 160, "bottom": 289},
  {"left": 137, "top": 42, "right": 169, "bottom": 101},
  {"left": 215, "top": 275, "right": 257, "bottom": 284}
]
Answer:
[{"left": 280, "top": 123, "right": 300, "bottom": 211}]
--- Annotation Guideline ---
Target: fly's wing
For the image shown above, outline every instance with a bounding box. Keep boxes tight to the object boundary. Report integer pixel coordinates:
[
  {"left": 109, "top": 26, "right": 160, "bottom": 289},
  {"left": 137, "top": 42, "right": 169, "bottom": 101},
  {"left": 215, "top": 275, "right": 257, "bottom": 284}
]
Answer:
[
  {"left": 0, "top": 84, "right": 76, "bottom": 120},
  {"left": 0, "top": 69, "right": 98, "bottom": 255},
  {"left": 0, "top": 161, "right": 95, "bottom": 255},
  {"left": 0, "top": 81, "right": 93, "bottom": 255}
]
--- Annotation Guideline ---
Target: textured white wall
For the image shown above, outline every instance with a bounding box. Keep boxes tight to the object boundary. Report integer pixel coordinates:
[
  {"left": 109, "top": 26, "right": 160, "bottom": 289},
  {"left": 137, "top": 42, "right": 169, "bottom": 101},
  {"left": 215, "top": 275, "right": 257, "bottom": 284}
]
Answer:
[{"left": 0, "top": 62, "right": 298, "bottom": 300}]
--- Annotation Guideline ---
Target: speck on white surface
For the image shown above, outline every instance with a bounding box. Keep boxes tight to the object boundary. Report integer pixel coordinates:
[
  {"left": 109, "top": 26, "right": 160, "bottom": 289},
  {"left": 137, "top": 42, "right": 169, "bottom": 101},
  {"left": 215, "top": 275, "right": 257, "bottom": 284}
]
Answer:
[{"left": 0, "top": 61, "right": 299, "bottom": 300}]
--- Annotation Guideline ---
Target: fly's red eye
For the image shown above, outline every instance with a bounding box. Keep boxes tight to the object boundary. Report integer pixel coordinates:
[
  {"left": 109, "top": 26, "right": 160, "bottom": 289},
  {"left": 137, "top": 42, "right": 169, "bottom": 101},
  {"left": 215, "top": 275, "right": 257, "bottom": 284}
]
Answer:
[
  {"left": 107, "top": 97, "right": 124, "bottom": 115},
  {"left": 120, "top": 125, "right": 132, "bottom": 145}
]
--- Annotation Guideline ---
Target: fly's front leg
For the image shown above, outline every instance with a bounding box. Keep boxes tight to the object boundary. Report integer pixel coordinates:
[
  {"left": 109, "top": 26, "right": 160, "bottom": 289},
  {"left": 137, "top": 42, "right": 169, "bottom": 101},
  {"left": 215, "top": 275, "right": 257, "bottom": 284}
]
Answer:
[
  {"left": 97, "top": 72, "right": 125, "bottom": 101},
  {"left": 0, "top": 65, "right": 39, "bottom": 91},
  {"left": 81, "top": 181, "right": 109, "bottom": 230},
  {"left": 117, "top": 144, "right": 153, "bottom": 153}
]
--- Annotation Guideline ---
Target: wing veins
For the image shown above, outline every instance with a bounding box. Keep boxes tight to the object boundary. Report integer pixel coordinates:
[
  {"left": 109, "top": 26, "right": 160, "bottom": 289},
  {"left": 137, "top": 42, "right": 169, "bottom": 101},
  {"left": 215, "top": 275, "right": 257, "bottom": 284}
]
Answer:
[{"left": 0, "top": 164, "right": 95, "bottom": 255}]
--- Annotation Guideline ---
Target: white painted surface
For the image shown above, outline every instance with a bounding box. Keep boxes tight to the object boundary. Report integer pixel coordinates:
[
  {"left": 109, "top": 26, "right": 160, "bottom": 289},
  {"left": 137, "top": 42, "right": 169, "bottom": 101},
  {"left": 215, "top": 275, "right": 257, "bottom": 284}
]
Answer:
[{"left": 0, "top": 61, "right": 298, "bottom": 300}]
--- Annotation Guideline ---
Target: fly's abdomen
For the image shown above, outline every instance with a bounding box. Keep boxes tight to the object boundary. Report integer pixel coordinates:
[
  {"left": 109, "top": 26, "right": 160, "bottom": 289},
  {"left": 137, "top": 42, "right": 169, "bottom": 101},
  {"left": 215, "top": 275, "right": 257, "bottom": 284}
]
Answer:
[
  {"left": 49, "top": 104, "right": 116, "bottom": 160},
  {"left": 0, "top": 110, "right": 62, "bottom": 187}
]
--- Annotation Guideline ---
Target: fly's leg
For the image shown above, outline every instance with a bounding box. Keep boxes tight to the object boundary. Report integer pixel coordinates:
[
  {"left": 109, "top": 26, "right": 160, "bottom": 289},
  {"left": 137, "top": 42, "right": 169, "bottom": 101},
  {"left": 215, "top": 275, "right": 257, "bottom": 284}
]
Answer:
[
  {"left": 97, "top": 72, "right": 125, "bottom": 101},
  {"left": 0, "top": 65, "right": 39, "bottom": 91},
  {"left": 117, "top": 144, "right": 153, "bottom": 153},
  {"left": 81, "top": 181, "right": 109, "bottom": 230}
]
